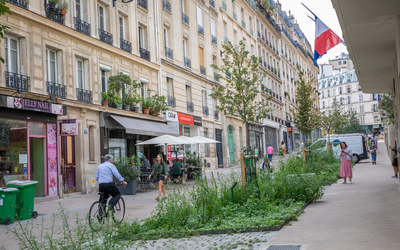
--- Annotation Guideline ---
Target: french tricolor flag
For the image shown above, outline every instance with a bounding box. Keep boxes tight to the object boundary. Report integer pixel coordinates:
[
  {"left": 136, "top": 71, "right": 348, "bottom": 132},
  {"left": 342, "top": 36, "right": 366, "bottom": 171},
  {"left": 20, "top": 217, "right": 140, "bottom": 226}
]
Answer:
[{"left": 314, "top": 16, "right": 343, "bottom": 66}]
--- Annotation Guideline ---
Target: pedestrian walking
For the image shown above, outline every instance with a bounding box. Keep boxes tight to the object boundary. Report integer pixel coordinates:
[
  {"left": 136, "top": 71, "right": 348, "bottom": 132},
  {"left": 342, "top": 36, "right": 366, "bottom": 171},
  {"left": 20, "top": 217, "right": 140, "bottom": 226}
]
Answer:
[
  {"left": 369, "top": 140, "right": 377, "bottom": 165},
  {"left": 299, "top": 140, "right": 304, "bottom": 149},
  {"left": 372, "top": 133, "right": 378, "bottom": 158},
  {"left": 390, "top": 141, "right": 398, "bottom": 178},
  {"left": 281, "top": 141, "right": 286, "bottom": 157},
  {"left": 267, "top": 144, "right": 274, "bottom": 162},
  {"left": 148, "top": 154, "right": 169, "bottom": 200},
  {"left": 340, "top": 141, "right": 353, "bottom": 184}
]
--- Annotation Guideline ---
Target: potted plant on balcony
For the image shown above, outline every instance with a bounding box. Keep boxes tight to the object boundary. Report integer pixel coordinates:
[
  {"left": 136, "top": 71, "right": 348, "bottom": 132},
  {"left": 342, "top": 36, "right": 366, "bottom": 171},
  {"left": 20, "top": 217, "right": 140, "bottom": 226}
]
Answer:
[
  {"left": 114, "top": 95, "right": 123, "bottom": 109},
  {"left": 113, "top": 156, "right": 142, "bottom": 195},
  {"left": 48, "top": 0, "right": 59, "bottom": 9},
  {"left": 122, "top": 93, "right": 134, "bottom": 111},
  {"left": 57, "top": 1, "right": 68, "bottom": 15},
  {"left": 142, "top": 97, "right": 153, "bottom": 115},
  {"left": 131, "top": 92, "right": 142, "bottom": 113},
  {"left": 151, "top": 94, "right": 168, "bottom": 117},
  {"left": 101, "top": 91, "right": 114, "bottom": 106}
]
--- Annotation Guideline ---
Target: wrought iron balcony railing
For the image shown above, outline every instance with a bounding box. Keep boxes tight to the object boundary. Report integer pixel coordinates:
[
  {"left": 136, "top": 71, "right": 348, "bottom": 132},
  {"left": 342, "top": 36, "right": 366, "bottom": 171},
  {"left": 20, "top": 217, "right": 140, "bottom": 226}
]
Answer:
[
  {"left": 198, "top": 25, "right": 204, "bottom": 36},
  {"left": 5, "top": 71, "right": 30, "bottom": 92},
  {"left": 184, "top": 57, "right": 191, "bottom": 68},
  {"left": 257, "top": 31, "right": 260, "bottom": 38},
  {"left": 168, "top": 95, "right": 176, "bottom": 107},
  {"left": 99, "top": 29, "right": 113, "bottom": 45},
  {"left": 212, "top": 35, "right": 217, "bottom": 45},
  {"left": 140, "top": 47, "right": 151, "bottom": 61},
  {"left": 47, "top": 81, "right": 66, "bottom": 98},
  {"left": 45, "top": 3, "right": 64, "bottom": 25},
  {"left": 120, "top": 38, "right": 132, "bottom": 53},
  {"left": 163, "top": 0, "right": 171, "bottom": 12},
  {"left": 203, "top": 106, "right": 209, "bottom": 116},
  {"left": 165, "top": 47, "right": 173, "bottom": 60},
  {"left": 214, "top": 110, "right": 219, "bottom": 120},
  {"left": 76, "top": 88, "right": 92, "bottom": 104},
  {"left": 8, "top": 0, "right": 28, "bottom": 9},
  {"left": 209, "top": 0, "right": 215, "bottom": 8},
  {"left": 137, "top": 0, "right": 148, "bottom": 10},
  {"left": 200, "top": 65, "right": 206, "bottom": 75},
  {"left": 182, "top": 12, "right": 189, "bottom": 25},
  {"left": 74, "top": 17, "right": 91, "bottom": 36},
  {"left": 187, "top": 101, "right": 194, "bottom": 112}
]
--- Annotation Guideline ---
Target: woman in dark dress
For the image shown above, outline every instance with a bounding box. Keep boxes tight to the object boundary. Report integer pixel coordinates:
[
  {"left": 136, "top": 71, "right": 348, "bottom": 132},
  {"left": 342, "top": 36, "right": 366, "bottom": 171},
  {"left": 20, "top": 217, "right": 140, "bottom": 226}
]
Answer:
[{"left": 148, "top": 154, "right": 169, "bottom": 200}]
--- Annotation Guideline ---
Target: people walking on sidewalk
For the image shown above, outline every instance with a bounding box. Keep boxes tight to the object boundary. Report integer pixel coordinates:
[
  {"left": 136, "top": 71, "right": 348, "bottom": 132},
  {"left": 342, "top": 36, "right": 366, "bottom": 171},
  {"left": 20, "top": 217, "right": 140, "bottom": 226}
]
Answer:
[
  {"left": 372, "top": 133, "right": 378, "bottom": 158},
  {"left": 148, "top": 154, "right": 169, "bottom": 201},
  {"left": 267, "top": 144, "right": 274, "bottom": 162},
  {"left": 390, "top": 141, "right": 398, "bottom": 178},
  {"left": 281, "top": 141, "right": 286, "bottom": 157},
  {"left": 340, "top": 141, "right": 353, "bottom": 184},
  {"left": 369, "top": 140, "right": 377, "bottom": 165}
]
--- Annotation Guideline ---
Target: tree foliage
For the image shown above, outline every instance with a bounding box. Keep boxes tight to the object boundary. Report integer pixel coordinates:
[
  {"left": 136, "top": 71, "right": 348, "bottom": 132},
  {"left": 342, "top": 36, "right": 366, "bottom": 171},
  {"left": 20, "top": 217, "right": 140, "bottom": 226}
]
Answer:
[
  {"left": 210, "top": 40, "right": 272, "bottom": 147},
  {"left": 289, "top": 68, "right": 319, "bottom": 141},
  {"left": 342, "top": 110, "right": 362, "bottom": 134},
  {"left": 0, "top": 0, "right": 11, "bottom": 63},
  {"left": 378, "top": 93, "right": 394, "bottom": 125}
]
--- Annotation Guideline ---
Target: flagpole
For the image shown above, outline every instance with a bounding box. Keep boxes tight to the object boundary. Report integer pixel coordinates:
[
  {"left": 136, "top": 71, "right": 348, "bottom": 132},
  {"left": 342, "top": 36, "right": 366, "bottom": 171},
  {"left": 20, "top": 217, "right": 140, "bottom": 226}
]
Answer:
[
  {"left": 307, "top": 15, "right": 315, "bottom": 22},
  {"left": 301, "top": 3, "right": 318, "bottom": 18}
]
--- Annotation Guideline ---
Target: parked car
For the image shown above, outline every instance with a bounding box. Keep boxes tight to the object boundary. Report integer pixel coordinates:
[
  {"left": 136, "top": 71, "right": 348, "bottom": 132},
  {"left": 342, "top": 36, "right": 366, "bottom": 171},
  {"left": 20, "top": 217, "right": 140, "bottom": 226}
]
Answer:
[{"left": 303, "top": 134, "right": 368, "bottom": 163}]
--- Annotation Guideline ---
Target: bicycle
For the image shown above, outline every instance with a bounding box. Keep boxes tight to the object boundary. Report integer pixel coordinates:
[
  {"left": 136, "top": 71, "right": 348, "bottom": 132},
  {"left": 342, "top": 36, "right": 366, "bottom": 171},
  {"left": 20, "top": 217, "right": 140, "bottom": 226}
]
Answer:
[{"left": 88, "top": 183, "right": 126, "bottom": 231}]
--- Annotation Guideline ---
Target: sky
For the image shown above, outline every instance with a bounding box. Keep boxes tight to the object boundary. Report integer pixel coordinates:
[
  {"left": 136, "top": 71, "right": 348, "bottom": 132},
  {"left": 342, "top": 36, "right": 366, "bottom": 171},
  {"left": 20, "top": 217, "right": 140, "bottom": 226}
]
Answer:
[{"left": 279, "top": 0, "right": 348, "bottom": 64}]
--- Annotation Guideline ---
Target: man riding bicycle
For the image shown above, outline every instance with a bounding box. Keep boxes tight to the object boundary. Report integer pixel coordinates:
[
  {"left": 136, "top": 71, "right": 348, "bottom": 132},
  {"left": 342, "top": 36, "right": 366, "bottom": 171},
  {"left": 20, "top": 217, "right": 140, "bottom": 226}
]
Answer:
[{"left": 95, "top": 154, "right": 127, "bottom": 210}]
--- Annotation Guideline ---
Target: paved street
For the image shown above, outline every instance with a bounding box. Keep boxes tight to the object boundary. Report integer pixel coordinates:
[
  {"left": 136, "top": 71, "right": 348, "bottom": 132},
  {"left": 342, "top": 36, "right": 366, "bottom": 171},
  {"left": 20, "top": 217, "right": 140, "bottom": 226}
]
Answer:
[{"left": 261, "top": 141, "right": 400, "bottom": 250}]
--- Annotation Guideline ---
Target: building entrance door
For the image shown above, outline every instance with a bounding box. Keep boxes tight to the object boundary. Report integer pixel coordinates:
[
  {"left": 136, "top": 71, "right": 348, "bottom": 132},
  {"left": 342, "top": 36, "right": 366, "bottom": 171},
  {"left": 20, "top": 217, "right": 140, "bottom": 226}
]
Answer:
[
  {"left": 61, "top": 136, "right": 76, "bottom": 193},
  {"left": 227, "top": 126, "right": 235, "bottom": 164},
  {"left": 30, "top": 138, "right": 45, "bottom": 197},
  {"left": 215, "top": 129, "right": 223, "bottom": 168}
]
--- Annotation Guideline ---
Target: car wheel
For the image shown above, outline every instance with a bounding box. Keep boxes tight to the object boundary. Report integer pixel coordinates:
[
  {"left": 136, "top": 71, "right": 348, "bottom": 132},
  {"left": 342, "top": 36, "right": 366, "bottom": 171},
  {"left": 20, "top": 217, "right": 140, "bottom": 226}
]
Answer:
[{"left": 352, "top": 154, "right": 360, "bottom": 163}]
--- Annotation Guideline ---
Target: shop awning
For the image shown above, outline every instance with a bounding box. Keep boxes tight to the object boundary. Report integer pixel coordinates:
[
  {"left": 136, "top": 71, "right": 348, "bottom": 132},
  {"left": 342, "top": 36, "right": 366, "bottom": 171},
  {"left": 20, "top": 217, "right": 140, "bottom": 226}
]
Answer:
[{"left": 110, "top": 115, "right": 178, "bottom": 136}]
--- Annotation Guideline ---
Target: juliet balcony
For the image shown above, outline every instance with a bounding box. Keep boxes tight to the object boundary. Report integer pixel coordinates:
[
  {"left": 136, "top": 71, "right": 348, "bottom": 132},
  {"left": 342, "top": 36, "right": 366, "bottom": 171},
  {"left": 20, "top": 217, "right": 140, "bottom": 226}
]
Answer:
[{"left": 5, "top": 71, "right": 30, "bottom": 93}]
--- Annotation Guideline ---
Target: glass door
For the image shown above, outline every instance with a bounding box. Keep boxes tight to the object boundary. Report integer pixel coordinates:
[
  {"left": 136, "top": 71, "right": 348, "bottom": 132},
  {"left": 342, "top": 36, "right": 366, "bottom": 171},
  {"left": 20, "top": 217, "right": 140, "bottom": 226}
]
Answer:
[{"left": 30, "top": 138, "right": 45, "bottom": 197}]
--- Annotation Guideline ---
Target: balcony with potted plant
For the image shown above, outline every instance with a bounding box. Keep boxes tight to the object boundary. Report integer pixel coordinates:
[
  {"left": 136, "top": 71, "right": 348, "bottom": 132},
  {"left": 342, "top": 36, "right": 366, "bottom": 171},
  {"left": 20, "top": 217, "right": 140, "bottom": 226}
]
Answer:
[
  {"left": 142, "top": 97, "right": 154, "bottom": 115},
  {"left": 151, "top": 94, "right": 168, "bottom": 117},
  {"left": 45, "top": 0, "right": 65, "bottom": 25}
]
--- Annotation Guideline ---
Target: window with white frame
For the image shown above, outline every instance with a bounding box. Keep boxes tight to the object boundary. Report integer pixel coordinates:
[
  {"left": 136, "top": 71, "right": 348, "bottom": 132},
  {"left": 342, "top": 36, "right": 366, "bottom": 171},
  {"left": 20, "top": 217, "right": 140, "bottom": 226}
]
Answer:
[
  {"left": 359, "top": 116, "right": 365, "bottom": 125},
  {"left": 186, "top": 85, "right": 192, "bottom": 102},
  {"left": 138, "top": 26, "right": 145, "bottom": 49},
  {"left": 167, "top": 77, "right": 173, "bottom": 97},
  {"left": 202, "top": 88, "right": 207, "bottom": 108},
  {"left": 234, "top": 30, "right": 238, "bottom": 47},
  {"left": 46, "top": 49, "right": 57, "bottom": 83},
  {"left": 251, "top": 45, "right": 254, "bottom": 55},
  {"left": 347, "top": 96, "right": 351, "bottom": 104},
  {"left": 74, "top": 0, "right": 82, "bottom": 19},
  {"left": 374, "top": 116, "right": 380, "bottom": 123},
  {"left": 359, "top": 94, "right": 363, "bottom": 102},
  {"left": 76, "top": 59, "right": 85, "bottom": 89},
  {"left": 183, "top": 39, "right": 187, "bottom": 58},
  {"left": 210, "top": 18, "right": 216, "bottom": 38},
  {"left": 140, "top": 79, "right": 148, "bottom": 99},
  {"left": 197, "top": 7, "right": 202, "bottom": 27},
  {"left": 359, "top": 105, "right": 364, "bottom": 113},
  {"left": 100, "top": 69, "right": 109, "bottom": 93},
  {"left": 119, "top": 15, "right": 125, "bottom": 39},
  {"left": 163, "top": 27, "right": 168, "bottom": 48},
  {"left": 98, "top": 4, "right": 105, "bottom": 31},
  {"left": 322, "top": 101, "right": 325, "bottom": 109},
  {"left": 4, "top": 36, "right": 19, "bottom": 74}
]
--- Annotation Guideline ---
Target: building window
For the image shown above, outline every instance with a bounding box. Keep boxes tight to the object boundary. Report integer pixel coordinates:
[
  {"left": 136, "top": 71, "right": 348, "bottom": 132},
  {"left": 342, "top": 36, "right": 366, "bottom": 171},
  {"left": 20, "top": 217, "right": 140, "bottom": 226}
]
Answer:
[
  {"left": 333, "top": 89, "right": 336, "bottom": 96},
  {"left": 138, "top": 26, "right": 146, "bottom": 49},
  {"left": 75, "top": 0, "right": 82, "bottom": 19},
  {"left": 204, "top": 128, "right": 209, "bottom": 157},
  {"left": 338, "top": 61, "right": 342, "bottom": 65},
  {"left": 360, "top": 105, "right": 364, "bottom": 113},
  {"left": 358, "top": 84, "right": 362, "bottom": 91},
  {"left": 183, "top": 39, "right": 187, "bottom": 58},
  {"left": 119, "top": 15, "right": 125, "bottom": 39},
  {"left": 251, "top": 45, "right": 254, "bottom": 55},
  {"left": 76, "top": 59, "right": 84, "bottom": 89},
  {"left": 186, "top": 85, "right": 192, "bottom": 102},
  {"left": 347, "top": 85, "right": 351, "bottom": 93},
  {"left": 343, "top": 61, "right": 347, "bottom": 64},
  {"left": 347, "top": 96, "right": 351, "bottom": 104},
  {"left": 167, "top": 77, "right": 174, "bottom": 97},
  {"left": 100, "top": 69, "right": 108, "bottom": 93},
  {"left": 374, "top": 116, "right": 380, "bottom": 123},
  {"left": 4, "top": 36, "right": 19, "bottom": 74},
  {"left": 322, "top": 91, "right": 324, "bottom": 98},
  {"left": 371, "top": 104, "right": 378, "bottom": 112},
  {"left": 202, "top": 88, "right": 207, "bottom": 107},
  {"left": 98, "top": 4, "right": 105, "bottom": 31},
  {"left": 211, "top": 18, "right": 216, "bottom": 44},
  {"left": 359, "top": 116, "right": 365, "bottom": 125},
  {"left": 339, "top": 87, "right": 342, "bottom": 94},
  {"left": 46, "top": 49, "right": 57, "bottom": 83},
  {"left": 322, "top": 101, "right": 325, "bottom": 109},
  {"left": 359, "top": 94, "right": 363, "bottom": 102},
  {"left": 163, "top": 27, "right": 168, "bottom": 48},
  {"left": 89, "top": 126, "right": 95, "bottom": 161},
  {"left": 141, "top": 80, "right": 147, "bottom": 99},
  {"left": 234, "top": 30, "right": 238, "bottom": 48},
  {"left": 197, "top": 7, "right": 202, "bottom": 27},
  {"left": 327, "top": 90, "right": 330, "bottom": 97}
]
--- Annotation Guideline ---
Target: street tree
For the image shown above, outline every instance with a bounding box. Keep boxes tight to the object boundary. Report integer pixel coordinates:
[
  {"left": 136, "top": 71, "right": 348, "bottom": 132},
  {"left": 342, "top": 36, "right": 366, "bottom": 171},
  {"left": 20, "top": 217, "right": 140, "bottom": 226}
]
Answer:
[
  {"left": 378, "top": 94, "right": 394, "bottom": 125},
  {"left": 210, "top": 40, "right": 272, "bottom": 148},
  {"left": 289, "top": 68, "right": 320, "bottom": 147},
  {"left": 343, "top": 110, "right": 362, "bottom": 134},
  {"left": 0, "top": 1, "right": 11, "bottom": 63}
]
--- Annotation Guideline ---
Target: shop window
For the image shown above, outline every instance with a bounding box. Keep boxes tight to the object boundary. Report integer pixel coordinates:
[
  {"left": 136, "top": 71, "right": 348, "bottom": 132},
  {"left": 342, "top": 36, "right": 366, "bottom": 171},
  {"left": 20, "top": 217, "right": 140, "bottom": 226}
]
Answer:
[
  {"left": 0, "top": 119, "right": 28, "bottom": 183},
  {"left": 89, "top": 126, "right": 95, "bottom": 161},
  {"left": 29, "top": 122, "right": 44, "bottom": 136}
]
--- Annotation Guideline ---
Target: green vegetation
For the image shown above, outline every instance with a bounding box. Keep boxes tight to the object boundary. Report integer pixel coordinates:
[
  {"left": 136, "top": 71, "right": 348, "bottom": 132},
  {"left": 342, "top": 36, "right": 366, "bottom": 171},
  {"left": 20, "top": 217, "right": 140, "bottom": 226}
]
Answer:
[
  {"left": 378, "top": 93, "right": 394, "bottom": 125},
  {"left": 0, "top": 0, "right": 11, "bottom": 63},
  {"left": 117, "top": 150, "right": 340, "bottom": 240}
]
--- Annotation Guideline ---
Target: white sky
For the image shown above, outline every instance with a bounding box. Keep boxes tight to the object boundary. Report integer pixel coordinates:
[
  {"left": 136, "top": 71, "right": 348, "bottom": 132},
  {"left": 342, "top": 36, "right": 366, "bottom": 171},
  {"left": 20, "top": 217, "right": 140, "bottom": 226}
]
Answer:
[{"left": 279, "top": 0, "right": 347, "bottom": 64}]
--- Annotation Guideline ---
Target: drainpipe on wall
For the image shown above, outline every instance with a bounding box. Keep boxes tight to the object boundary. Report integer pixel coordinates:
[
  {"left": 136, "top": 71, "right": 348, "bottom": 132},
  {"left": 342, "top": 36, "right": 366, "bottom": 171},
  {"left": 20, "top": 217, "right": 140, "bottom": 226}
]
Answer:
[{"left": 154, "top": 0, "right": 162, "bottom": 95}]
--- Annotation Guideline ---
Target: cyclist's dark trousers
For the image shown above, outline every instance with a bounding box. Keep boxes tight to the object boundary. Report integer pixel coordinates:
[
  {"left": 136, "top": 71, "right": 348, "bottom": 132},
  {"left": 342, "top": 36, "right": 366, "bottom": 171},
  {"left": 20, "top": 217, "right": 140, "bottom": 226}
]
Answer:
[{"left": 99, "top": 182, "right": 121, "bottom": 208}]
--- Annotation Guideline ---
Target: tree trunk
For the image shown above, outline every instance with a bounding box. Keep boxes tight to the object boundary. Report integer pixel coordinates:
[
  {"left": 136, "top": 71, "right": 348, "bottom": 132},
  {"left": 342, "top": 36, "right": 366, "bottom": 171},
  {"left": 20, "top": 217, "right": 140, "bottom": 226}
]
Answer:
[{"left": 246, "top": 121, "right": 250, "bottom": 150}]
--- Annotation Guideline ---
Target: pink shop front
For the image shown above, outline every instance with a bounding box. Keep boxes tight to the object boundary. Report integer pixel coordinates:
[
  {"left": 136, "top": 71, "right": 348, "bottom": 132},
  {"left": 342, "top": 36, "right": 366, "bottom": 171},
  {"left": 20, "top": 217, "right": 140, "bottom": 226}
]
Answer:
[{"left": 0, "top": 95, "right": 65, "bottom": 197}]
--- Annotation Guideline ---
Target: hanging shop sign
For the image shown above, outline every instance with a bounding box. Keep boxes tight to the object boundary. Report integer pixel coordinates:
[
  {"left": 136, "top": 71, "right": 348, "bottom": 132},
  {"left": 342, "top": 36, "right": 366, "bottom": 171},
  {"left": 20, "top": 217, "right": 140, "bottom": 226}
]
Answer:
[
  {"left": 0, "top": 95, "right": 65, "bottom": 115},
  {"left": 165, "top": 111, "right": 178, "bottom": 122},
  {"left": 61, "top": 119, "right": 78, "bottom": 136},
  {"left": 178, "top": 112, "right": 194, "bottom": 125},
  {"left": 287, "top": 127, "right": 292, "bottom": 132},
  {"left": 193, "top": 115, "right": 202, "bottom": 126}
]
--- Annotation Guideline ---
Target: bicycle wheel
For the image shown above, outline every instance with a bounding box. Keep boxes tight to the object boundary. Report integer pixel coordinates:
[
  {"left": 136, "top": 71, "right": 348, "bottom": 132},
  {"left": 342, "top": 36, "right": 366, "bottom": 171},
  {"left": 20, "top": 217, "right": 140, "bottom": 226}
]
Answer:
[
  {"left": 88, "top": 201, "right": 105, "bottom": 231},
  {"left": 112, "top": 197, "right": 125, "bottom": 223}
]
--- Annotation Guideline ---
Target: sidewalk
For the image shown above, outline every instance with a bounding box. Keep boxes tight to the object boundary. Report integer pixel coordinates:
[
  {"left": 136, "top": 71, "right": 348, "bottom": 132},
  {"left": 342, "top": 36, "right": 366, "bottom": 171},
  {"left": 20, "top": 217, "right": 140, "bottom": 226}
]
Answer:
[{"left": 260, "top": 141, "right": 400, "bottom": 250}]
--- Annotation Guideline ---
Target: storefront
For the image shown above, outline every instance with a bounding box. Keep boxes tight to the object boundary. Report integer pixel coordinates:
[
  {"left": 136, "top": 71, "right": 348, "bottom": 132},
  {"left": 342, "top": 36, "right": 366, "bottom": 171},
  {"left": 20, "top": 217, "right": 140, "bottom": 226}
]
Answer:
[
  {"left": 248, "top": 122, "right": 263, "bottom": 158},
  {"left": 100, "top": 112, "right": 178, "bottom": 165},
  {"left": 263, "top": 119, "right": 279, "bottom": 155},
  {"left": 165, "top": 111, "right": 202, "bottom": 163},
  {"left": 0, "top": 95, "right": 65, "bottom": 197}
]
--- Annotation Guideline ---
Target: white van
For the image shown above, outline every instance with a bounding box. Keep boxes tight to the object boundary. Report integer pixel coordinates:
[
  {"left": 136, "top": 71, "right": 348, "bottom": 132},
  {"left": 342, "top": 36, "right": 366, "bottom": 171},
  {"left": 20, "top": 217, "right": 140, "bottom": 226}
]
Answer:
[{"left": 310, "top": 134, "right": 368, "bottom": 163}]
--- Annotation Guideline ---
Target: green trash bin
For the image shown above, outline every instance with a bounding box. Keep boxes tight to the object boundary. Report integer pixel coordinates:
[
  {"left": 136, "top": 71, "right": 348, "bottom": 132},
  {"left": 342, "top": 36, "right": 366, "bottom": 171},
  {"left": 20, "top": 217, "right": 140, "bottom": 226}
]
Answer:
[
  {"left": 0, "top": 187, "right": 20, "bottom": 225},
  {"left": 6, "top": 180, "right": 38, "bottom": 220}
]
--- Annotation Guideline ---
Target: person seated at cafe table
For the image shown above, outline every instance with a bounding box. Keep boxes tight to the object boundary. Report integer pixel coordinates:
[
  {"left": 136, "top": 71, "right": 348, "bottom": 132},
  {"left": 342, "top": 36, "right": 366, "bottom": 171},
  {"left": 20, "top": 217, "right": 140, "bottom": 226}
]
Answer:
[{"left": 172, "top": 159, "right": 185, "bottom": 180}]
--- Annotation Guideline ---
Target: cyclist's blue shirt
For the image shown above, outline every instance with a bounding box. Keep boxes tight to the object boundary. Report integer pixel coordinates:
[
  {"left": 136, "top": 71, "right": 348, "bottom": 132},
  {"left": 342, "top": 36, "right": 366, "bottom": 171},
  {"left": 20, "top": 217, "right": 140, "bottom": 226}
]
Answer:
[{"left": 95, "top": 161, "right": 124, "bottom": 184}]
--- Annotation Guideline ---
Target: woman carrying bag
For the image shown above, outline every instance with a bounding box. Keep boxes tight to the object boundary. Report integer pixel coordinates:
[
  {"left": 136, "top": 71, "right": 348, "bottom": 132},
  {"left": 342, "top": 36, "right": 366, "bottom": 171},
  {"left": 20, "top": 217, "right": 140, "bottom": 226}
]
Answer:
[
  {"left": 340, "top": 141, "right": 353, "bottom": 184},
  {"left": 148, "top": 154, "right": 169, "bottom": 200}
]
